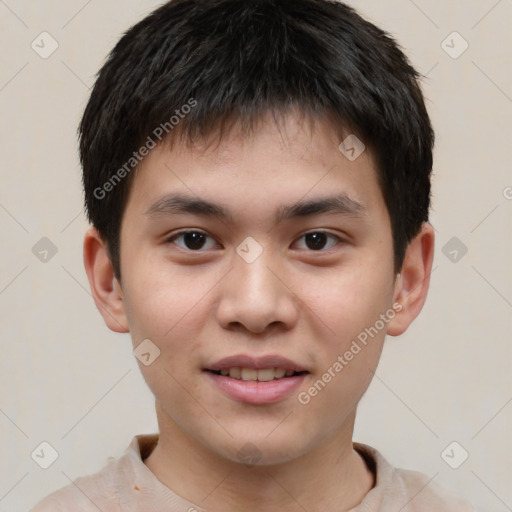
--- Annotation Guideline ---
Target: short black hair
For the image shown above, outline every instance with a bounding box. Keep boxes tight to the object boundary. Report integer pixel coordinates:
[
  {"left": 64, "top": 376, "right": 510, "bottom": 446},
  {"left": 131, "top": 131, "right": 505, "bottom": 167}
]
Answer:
[{"left": 79, "top": 0, "right": 434, "bottom": 281}]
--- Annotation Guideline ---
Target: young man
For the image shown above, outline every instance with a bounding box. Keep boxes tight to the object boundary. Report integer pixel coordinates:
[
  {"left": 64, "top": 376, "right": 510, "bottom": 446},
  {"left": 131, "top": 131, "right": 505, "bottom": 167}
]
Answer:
[{"left": 31, "top": 0, "right": 476, "bottom": 510}]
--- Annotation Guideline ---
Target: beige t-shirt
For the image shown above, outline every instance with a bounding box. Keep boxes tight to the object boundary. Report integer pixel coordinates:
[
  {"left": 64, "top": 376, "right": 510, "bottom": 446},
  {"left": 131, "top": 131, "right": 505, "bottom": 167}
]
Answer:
[{"left": 30, "top": 433, "right": 475, "bottom": 511}]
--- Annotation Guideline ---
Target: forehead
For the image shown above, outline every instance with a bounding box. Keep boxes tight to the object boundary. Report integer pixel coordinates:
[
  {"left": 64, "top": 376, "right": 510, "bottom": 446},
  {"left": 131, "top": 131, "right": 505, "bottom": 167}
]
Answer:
[{"left": 126, "top": 111, "right": 386, "bottom": 223}]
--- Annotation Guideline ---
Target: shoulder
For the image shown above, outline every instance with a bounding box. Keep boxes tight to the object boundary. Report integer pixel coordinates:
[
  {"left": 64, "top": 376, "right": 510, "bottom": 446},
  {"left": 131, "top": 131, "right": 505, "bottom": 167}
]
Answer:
[
  {"left": 29, "top": 455, "right": 121, "bottom": 512},
  {"left": 30, "top": 434, "right": 157, "bottom": 512},
  {"left": 395, "top": 467, "right": 476, "bottom": 512},
  {"left": 354, "top": 442, "right": 476, "bottom": 512}
]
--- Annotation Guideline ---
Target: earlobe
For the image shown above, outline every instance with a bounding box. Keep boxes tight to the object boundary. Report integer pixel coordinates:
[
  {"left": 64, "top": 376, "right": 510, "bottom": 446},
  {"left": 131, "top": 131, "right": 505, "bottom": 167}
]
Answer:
[
  {"left": 83, "top": 227, "right": 130, "bottom": 333},
  {"left": 387, "top": 222, "right": 435, "bottom": 337}
]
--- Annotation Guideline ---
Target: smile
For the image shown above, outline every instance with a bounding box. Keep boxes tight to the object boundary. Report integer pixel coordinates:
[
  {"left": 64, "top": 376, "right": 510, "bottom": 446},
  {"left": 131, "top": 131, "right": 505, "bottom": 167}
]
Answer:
[{"left": 209, "top": 367, "right": 308, "bottom": 381}]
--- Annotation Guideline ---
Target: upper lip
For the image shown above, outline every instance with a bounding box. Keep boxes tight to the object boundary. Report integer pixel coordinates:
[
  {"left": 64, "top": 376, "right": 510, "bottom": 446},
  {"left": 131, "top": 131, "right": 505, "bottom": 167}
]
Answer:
[{"left": 206, "top": 354, "right": 308, "bottom": 372}]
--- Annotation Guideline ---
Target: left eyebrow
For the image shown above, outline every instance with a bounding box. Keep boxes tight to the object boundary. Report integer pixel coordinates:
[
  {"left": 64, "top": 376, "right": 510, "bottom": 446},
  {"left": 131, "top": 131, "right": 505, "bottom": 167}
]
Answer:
[
  {"left": 275, "top": 194, "right": 367, "bottom": 223},
  {"left": 145, "top": 192, "right": 368, "bottom": 224}
]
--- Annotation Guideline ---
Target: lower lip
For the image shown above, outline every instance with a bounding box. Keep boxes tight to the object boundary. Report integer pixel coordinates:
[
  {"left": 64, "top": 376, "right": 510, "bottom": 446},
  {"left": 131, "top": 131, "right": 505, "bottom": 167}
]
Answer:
[{"left": 205, "top": 371, "right": 308, "bottom": 404}]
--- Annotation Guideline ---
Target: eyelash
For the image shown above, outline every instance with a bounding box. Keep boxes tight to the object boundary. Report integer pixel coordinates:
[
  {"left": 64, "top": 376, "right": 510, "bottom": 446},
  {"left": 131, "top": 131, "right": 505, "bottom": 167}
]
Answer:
[{"left": 165, "top": 230, "right": 344, "bottom": 253}]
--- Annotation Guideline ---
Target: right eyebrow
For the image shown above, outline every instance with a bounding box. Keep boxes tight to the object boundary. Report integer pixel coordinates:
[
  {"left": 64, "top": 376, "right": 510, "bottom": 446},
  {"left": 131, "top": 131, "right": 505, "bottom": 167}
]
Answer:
[{"left": 145, "top": 193, "right": 234, "bottom": 222}]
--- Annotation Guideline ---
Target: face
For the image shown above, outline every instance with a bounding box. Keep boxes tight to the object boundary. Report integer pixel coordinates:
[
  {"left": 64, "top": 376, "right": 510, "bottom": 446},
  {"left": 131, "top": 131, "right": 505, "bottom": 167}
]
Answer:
[{"left": 116, "top": 112, "right": 401, "bottom": 464}]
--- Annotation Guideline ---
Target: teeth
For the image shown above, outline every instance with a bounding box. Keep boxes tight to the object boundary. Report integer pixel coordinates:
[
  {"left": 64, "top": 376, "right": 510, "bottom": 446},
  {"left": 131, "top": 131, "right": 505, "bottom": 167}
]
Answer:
[
  {"left": 274, "top": 368, "right": 286, "bottom": 378},
  {"left": 255, "top": 369, "right": 274, "bottom": 382},
  {"left": 216, "top": 367, "right": 300, "bottom": 381},
  {"left": 229, "top": 367, "right": 241, "bottom": 379},
  {"left": 241, "top": 368, "right": 258, "bottom": 381}
]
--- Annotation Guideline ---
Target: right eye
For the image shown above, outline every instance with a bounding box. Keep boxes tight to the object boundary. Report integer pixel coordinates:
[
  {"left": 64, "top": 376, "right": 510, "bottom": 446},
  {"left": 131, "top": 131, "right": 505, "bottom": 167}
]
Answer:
[{"left": 165, "top": 230, "right": 219, "bottom": 251}]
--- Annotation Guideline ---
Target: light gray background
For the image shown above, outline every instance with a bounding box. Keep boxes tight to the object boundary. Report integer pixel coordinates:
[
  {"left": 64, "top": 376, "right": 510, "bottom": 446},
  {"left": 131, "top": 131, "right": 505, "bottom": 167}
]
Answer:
[{"left": 1, "top": 1, "right": 511, "bottom": 511}]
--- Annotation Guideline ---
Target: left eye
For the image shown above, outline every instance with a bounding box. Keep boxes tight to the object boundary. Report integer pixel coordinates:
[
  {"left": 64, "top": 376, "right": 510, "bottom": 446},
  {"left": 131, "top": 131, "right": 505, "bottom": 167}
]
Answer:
[
  {"left": 166, "top": 230, "right": 341, "bottom": 252},
  {"left": 293, "top": 231, "right": 341, "bottom": 251}
]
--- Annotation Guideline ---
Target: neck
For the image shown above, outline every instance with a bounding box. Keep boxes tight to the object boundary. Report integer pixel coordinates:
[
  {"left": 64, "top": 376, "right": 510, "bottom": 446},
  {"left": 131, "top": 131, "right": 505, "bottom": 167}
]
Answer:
[{"left": 144, "top": 401, "right": 375, "bottom": 512}]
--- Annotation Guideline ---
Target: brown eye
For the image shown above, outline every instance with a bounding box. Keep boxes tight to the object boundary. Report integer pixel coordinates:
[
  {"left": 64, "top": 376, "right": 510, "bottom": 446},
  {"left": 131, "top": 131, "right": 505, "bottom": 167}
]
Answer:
[
  {"left": 294, "top": 231, "right": 340, "bottom": 251},
  {"left": 168, "top": 231, "right": 217, "bottom": 251}
]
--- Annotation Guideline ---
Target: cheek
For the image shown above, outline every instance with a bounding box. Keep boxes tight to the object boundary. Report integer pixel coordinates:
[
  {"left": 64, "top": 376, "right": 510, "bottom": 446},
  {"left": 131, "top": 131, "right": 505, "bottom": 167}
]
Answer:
[
  {"left": 122, "top": 268, "right": 210, "bottom": 412},
  {"left": 122, "top": 255, "right": 215, "bottom": 340},
  {"left": 295, "top": 272, "right": 391, "bottom": 427},
  {"left": 300, "top": 260, "right": 394, "bottom": 342}
]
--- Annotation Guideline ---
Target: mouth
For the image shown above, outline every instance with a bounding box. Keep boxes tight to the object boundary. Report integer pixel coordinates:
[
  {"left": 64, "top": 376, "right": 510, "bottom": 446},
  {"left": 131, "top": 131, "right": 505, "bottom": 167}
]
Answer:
[
  {"left": 206, "top": 367, "right": 309, "bottom": 381},
  {"left": 204, "top": 353, "right": 310, "bottom": 380},
  {"left": 203, "top": 354, "right": 310, "bottom": 404}
]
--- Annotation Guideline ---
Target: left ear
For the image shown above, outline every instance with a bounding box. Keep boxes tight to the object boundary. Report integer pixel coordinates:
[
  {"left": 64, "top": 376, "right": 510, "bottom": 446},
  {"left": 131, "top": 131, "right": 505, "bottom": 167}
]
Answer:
[{"left": 387, "top": 222, "right": 435, "bottom": 336}]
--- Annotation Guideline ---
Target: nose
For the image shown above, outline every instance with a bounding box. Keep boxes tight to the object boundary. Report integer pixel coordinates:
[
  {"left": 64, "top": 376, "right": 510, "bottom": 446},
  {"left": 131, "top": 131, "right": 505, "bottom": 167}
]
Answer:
[{"left": 215, "top": 246, "right": 299, "bottom": 335}]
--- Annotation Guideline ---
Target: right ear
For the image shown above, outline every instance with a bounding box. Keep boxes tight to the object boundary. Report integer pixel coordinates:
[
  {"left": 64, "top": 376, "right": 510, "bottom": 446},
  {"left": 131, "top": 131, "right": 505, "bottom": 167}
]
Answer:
[{"left": 83, "top": 226, "right": 130, "bottom": 333}]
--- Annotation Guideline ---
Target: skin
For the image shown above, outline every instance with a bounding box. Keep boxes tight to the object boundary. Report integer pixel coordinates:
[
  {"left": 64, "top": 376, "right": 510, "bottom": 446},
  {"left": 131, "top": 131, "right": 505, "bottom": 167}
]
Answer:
[{"left": 84, "top": 110, "right": 434, "bottom": 512}]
